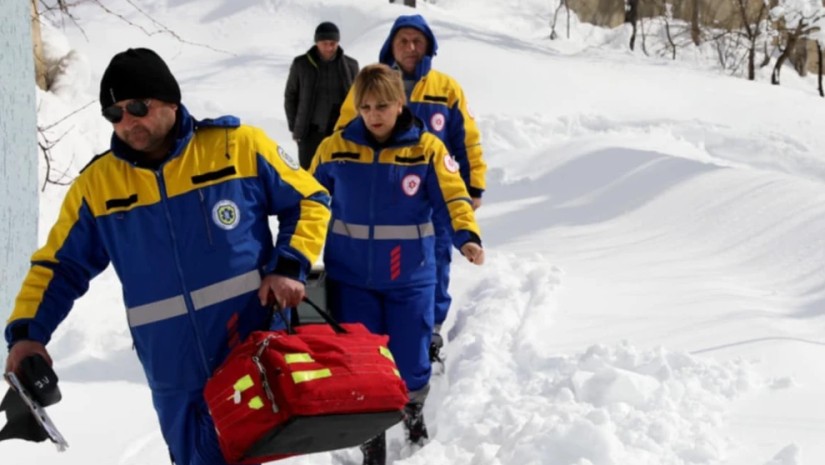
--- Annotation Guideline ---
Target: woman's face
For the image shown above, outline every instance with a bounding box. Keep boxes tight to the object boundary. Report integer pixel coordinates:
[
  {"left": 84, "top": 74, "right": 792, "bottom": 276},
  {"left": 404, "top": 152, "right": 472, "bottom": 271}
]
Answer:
[{"left": 358, "top": 93, "right": 402, "bottom": 143}]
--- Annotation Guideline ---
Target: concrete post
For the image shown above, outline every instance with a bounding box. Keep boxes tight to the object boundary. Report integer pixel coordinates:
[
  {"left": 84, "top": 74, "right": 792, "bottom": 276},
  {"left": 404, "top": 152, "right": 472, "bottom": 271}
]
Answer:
[{"left": 0, "top": 0, "right": 39, "bottom": 359}]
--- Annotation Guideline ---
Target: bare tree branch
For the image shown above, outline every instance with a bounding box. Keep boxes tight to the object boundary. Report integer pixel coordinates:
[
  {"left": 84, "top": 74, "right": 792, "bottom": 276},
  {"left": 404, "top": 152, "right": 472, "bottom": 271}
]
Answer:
[
  {"left": 38, "top": 0, "right": 88, "bottom": 40},
  {"left": 89, "top": 0, "right": 235, "bottom": 56},
  {"left": 35, "top": 100, "right": 93, "bottom": 190},
  {"left": 38, "top": 126, "right": 76, "bottom": 191},
  {"left": 39, "top": 100, "right": 96, "bottom": 131}
]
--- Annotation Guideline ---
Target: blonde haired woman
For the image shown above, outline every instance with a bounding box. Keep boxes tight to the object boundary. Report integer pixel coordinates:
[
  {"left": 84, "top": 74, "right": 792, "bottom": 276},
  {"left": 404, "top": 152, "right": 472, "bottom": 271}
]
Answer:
[{"left": 309, "top": 63, "right": 483, "bottom": 465}]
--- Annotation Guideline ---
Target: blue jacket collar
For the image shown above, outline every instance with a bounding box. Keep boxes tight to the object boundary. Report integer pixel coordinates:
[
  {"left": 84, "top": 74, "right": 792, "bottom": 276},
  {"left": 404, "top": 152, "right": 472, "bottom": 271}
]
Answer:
[
  {"left": 379, "top": 14, "right": 438, "bottom": 81},
  {"left": 343, "top": 107, "right": 423, "bottom": 149},
  {"left": 110, "top": 104, "right": 195, "bottom": 169}
]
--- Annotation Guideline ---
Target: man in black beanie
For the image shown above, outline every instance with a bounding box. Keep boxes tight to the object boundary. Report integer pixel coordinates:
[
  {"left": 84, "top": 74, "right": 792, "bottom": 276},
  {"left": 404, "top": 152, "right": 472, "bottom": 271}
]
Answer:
[
  {"left": 285, "top": 21, "right": 359, "bottom": 169},
  {"left": 97, "top": 48, "right": 182, "bottom": 166},
  {"left": 4, "top": 47, "right": 332, "bottom": 465}
]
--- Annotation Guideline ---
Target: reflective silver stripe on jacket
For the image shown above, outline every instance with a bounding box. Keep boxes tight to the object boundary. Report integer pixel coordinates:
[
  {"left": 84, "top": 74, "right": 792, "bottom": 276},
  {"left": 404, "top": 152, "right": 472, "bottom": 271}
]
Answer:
[
  {"left": 127, "top": 270, "right": 261, "bottom": 328},
  {"left": 331, "top": 219, "right": 434, "bottom": 240},
  {"left": 127, "top": 295, "right": 188, "bottom": 328}
]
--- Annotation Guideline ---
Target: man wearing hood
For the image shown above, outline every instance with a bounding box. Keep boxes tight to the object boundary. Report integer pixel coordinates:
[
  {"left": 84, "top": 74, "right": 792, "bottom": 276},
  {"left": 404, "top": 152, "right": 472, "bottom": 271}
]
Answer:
[
  {"left": 336, "top": 14, "right": 487, "bottom": 373},
  {"left": 285, "top": 21, "right": 360, "bottom": 169}
]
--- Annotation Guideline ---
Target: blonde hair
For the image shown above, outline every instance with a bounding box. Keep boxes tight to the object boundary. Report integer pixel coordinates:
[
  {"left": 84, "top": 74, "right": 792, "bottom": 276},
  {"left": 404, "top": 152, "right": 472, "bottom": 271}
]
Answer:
[{"left": 353, "top": 63, "right": 406, "bottom": 108}]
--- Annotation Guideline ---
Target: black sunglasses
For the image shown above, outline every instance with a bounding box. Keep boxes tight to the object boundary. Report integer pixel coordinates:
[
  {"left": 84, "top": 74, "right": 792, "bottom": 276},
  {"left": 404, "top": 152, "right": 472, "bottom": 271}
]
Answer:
[{"left": 102, "top": 99, "right": 151, "bottom": 124}]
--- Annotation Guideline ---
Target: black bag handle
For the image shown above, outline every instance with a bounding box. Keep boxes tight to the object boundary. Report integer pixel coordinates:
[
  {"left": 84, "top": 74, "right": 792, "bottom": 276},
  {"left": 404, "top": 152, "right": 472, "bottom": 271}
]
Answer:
[{"left": 271, "top": 296, "right": 347, "bottom": 334}]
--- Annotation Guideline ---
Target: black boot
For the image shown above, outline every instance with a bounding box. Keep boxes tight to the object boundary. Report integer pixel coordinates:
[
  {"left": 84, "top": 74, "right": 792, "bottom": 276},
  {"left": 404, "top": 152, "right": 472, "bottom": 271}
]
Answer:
[
  {"left": 360, "top": 432, "right": 386, "bottom": 465},
  {"left": 403, "top": 402, "right": 429, "bottom": 446}
]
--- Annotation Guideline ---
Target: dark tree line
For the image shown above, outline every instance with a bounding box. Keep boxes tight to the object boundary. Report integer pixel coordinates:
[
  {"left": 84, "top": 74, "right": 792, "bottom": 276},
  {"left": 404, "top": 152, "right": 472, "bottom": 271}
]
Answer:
[{"left": 612, "top": 0, "right": 825, "bottom": 96}]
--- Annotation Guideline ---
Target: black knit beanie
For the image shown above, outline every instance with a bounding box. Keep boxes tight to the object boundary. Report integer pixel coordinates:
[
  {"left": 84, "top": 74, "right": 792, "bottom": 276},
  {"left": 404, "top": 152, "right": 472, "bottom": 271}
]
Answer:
[
  {"left": 314, "top": 22, "right": 340, "bottom": 42},
  {"left": 99, "top": 48, "right": 181, "bottom": 110}
]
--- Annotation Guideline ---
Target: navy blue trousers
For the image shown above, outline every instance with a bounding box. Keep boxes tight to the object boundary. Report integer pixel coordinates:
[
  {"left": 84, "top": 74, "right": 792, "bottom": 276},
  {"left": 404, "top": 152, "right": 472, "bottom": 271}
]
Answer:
[
  {"left": 434, "top": 228, "right": 453, "bottom": 327},
  {"left": 152, "top": 388, "right": 253, "bottom": 465},
  {"left": 327, "top": 279, "right": 435, "bottom": 392}
]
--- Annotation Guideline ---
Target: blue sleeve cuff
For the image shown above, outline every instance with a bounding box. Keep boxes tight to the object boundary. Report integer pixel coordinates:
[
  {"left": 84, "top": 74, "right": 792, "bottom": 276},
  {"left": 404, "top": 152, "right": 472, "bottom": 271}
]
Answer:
[
  {"left": 5, "top": 320, "right": 51, "bottom": 349},
  {"left": 268, "top": 255, "right": 308, "bottom": 283},
  {"left": 452, "top": 230, "right": 482, "bottom": 251}
]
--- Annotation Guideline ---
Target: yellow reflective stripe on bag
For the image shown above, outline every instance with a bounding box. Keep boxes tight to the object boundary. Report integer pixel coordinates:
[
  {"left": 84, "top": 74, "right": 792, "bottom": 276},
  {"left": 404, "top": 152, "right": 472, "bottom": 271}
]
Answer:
[
  {"left": 234, "top": 374, "right": 254, "bottom": 392},
  {"left": 292, "top": 369, "right": 332, "bottom": 384},
  {"left": 379, "top": 346, "right": 395, "bottom": 362},
  {"left": 285, "top": 353, "right": 314, "bottom": 364},
  {"left": 248, "top": 396, "right": 264, "bottom": 410},
  {"left": 229, "top": 374, "right": 255, "bottom": 403}
]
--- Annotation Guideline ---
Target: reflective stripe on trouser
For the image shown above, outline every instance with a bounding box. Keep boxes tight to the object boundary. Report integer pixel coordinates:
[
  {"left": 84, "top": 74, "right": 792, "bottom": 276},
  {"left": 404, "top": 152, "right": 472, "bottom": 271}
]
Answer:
[
  {"left": 331, "top": 219, "right": 435, "bottom": 240},
  {"left": 434, "top": 227, "right": 453, "bottom": 326},
  {"left": 152, "top": 388, "right": 255, "bottom": 465},
  {"left": 326, "top": 278, "right": 434, "bottom": 393},
  {"left": 126, "top": 270, "right": 261, "bottom": 328}
]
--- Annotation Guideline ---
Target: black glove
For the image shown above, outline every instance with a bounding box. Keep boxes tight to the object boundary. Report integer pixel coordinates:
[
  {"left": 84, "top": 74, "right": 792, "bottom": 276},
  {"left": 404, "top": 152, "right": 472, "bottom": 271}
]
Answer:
[
  {"left": 0, "top": 354, "right": 61, "bottom": 444},
  {"left": 19, "top": 354, "right": 61, "bottom": 407}
]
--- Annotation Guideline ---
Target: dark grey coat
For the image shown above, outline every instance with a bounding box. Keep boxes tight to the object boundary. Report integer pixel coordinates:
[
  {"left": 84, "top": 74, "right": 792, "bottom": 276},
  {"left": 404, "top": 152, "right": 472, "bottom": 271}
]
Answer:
[{"left": 284, "top": 46, "right": 359, "bottom": 139}]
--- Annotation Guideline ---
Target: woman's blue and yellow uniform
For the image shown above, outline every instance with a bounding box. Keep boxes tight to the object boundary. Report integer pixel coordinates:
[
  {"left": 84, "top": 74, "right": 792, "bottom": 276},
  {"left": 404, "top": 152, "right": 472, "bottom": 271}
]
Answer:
[
  {"left": 310, "top": 108, "right": 480, "bottom": 395},
  {"left": 336, "top": 14, "right": 487, "bottom": 334}
]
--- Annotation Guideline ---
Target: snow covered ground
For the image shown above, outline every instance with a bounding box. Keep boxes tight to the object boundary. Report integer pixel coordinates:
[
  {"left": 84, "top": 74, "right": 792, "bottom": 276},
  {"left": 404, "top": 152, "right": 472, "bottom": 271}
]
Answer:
[{"left": 5, "top": 0, "right": 825, "bottom": 464}]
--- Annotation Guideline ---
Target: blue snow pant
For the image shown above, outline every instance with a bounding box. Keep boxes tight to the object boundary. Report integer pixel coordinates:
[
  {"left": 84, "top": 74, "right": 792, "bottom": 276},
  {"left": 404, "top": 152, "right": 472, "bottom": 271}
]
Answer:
[
  {"left": 327, "top": 278, "right": 435, "bottom": 392},
  {"left": 434, "top": 226, "right": 453, "bottom": 327},
  {"left": 152, "top": 388, "right": 255, "bottom": 465}
]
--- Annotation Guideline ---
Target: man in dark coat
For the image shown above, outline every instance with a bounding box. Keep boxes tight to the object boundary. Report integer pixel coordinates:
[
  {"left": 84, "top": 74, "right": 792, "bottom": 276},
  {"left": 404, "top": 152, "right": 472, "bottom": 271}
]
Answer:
[{"left": 285, "top": 21, "right": 359, "bottom": 169}]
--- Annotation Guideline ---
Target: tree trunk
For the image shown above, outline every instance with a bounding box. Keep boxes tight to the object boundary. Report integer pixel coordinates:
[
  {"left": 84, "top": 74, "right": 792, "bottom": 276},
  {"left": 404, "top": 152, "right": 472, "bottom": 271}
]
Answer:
[
  {"left": 550, "top": 1, "right": 564, "bottom": 40},
  {"left": 818, "top": 43, "right": 823, "bottom": 97},
  {"left": 665, "top": 20, "right": 676, "bottom": 60},
  {"left": 772, "top": 31, "right": 800, "bottom": 85},
  {"left": 690, "top": 0, "right": 701, "bottom": 46},
  {"left": 736, "top": 0, "right": 765, "bottom": 81},
  {"left": 626, "top": 0, "right": 639, "bottom": 51},
  {"left": 31, "top": 0, "right": 47, "bottom": 90},
  {"left": 760, "top": 41, "right": 771, "bottom": 68}
]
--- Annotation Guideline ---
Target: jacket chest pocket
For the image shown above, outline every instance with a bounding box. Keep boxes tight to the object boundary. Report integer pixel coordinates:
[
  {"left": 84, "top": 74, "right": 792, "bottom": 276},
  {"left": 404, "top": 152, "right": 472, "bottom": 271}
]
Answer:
[
  {"left": 198, "top": 190, "right": 253, "bottom": 251},
  {"left": 191, "top": 167, "right": 248, "bottom": 251},
  {"left": 198, "top": 190, "right": 218, "bottom": 249}
]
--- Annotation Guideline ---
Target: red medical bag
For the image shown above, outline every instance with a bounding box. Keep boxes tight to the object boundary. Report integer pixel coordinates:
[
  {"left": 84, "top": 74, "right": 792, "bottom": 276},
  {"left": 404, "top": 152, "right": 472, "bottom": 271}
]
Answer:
[{"left": 204, "top": 301, "right": 408, "bottom": 464}]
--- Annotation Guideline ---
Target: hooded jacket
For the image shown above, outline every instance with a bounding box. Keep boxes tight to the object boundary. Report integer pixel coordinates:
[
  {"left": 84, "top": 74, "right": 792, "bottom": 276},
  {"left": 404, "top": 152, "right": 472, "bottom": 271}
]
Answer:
[
  {"left": 335, "top": 14, "right": 486, "bottom": 198},
  {"left": 5, "top": 106, "right": 331, "bottom": 392},
  {"left": 310, "top": 108, "right": 480, "bottom": 290}
]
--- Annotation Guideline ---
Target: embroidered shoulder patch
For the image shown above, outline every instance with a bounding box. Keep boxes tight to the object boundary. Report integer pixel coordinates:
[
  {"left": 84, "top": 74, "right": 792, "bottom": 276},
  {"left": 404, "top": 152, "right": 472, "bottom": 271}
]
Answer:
[
  {"left": 443, "top": 154, "right": 459, "bottom": 173},
  {"left": 278, "top": 146, "right": 300, "bottom": 170}
]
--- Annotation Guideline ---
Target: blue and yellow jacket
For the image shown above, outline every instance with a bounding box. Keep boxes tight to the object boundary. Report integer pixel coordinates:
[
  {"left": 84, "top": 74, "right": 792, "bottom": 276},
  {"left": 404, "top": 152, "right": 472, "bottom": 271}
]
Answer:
[
  {"left": 335, "top": 14, "right": 486, "bottom": 198},
  {"left": 5, "top": 106, "right": 331, "bottom": 392},
  {"left": 311, "top": 109, "right": 480, "bottom": 290}
]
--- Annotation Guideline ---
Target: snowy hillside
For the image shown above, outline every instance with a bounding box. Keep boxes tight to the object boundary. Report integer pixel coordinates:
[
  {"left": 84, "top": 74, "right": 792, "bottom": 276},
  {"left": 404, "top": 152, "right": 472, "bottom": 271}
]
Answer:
[{"left": 6, "top": 0, "right": 825, "bottom": 464}]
